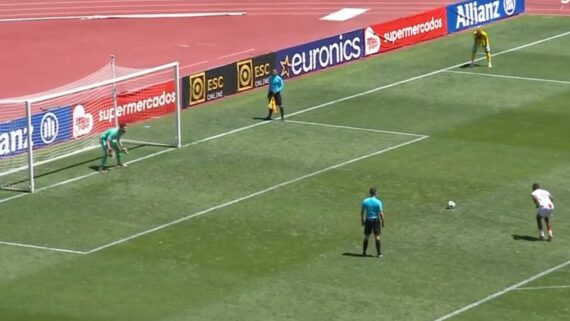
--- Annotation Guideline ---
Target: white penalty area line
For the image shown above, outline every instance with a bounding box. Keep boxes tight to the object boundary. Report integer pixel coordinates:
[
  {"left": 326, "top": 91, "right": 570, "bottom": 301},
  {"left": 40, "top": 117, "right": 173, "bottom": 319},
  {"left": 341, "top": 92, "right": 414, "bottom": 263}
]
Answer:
[
  {"left": 444, "top": 70, "right": 570, "bottom": 85},
  {"left": 0, "top": 133, "right": 428, "bottom": 255},
  {"left": 514, "top": 285, "right": 570, "bottom": 291},
  {"left": 0, "top": 240, "right": 86, "bottom": 255},
  {"left": 433, "top": 258, "right": 570, "bottom": 321},
  {"left": 286, "top": 120, "right": 426, "bottom": 137},
  {"left": 0, "top": 31, "right": 568, "bottom": 204},
  {"left": 84, "top": 135, "right": 429, "bottom": 254}
]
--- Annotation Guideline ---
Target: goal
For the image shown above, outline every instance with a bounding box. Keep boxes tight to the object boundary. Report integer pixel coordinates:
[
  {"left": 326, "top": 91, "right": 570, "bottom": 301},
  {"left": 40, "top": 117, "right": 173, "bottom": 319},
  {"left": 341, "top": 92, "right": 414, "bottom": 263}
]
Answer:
[{"left": 0, "top": 59, "right": 181, "bottom": 192}]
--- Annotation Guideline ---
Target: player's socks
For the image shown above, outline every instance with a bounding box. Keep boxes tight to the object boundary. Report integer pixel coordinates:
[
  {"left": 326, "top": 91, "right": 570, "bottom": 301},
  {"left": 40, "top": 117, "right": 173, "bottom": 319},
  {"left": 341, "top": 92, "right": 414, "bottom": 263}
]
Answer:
[
  {"left": 486, "top": 53, "right": 492, "bottom": 67},
  {"left": 264, "top": 110, "right": 273, "bottom": 120},
  {"left": 279, "top": 106, "right": 285, "bottom": 121},
  {"left": 363, "top": 239, "right": 369, "bottom": 256},
  {"left": 375, "top": 239, "right": 381, "bottom": 257},
  {"left": 101, "top": 154, "right": 108, "bottom": 168}
]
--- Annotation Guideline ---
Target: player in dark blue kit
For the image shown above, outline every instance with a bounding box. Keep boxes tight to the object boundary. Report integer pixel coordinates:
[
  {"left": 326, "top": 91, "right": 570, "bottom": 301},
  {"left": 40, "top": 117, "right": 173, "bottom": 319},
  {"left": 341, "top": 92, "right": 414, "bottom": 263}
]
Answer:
[{"left": 360, "top": 187, "right": 385, "bottom": 258}]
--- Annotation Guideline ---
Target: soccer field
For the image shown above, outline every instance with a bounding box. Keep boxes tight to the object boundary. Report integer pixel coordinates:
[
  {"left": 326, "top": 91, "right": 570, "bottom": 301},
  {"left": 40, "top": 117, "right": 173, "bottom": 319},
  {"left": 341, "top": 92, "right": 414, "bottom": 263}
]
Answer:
[{"left": 1, "top": 15, "right": 569, "bottom": 321}]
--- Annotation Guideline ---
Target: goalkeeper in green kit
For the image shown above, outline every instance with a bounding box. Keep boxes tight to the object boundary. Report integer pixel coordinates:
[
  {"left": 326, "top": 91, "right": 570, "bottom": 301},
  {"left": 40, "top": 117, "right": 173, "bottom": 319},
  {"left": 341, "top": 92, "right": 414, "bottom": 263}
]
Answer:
[{"left": 99, "top": 123, "right": 128, "bottom": 173}]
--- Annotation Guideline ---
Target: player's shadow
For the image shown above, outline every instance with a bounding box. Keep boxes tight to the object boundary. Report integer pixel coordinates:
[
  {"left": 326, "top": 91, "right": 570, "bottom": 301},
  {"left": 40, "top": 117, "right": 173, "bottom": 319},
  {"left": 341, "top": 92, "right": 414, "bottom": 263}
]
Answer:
[
  {"left": 252, "top": 117, "right": 271, "bottom": 121},
  {"left": 342, "top": 252, "right": 371, "bottom": 258},
  {"left": 512, "top": 234, "right": 540, "bottom": 241},
  {"left": 460, "top": 63, "right": 480, "bottom": 68}
]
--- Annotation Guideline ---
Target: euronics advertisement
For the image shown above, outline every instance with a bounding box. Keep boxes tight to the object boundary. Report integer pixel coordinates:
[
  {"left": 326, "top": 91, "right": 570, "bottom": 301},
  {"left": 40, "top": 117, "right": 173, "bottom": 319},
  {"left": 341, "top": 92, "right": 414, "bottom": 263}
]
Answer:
[
  {"left": 276, "top": 29, "right": 364, "bottom": 79},
  {"left": 365, "top": 7, "right": 447, "bottom": 55},
  {"left": 446, "top": 0, "right": 525, "bottom": 33}
]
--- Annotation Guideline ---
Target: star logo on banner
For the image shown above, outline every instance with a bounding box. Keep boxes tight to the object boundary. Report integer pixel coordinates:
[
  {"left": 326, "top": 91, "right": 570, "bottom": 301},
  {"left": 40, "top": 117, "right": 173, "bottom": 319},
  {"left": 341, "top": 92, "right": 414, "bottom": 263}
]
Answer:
[{"left": 280, "top": 55, "right": 291, "bottom": 78}]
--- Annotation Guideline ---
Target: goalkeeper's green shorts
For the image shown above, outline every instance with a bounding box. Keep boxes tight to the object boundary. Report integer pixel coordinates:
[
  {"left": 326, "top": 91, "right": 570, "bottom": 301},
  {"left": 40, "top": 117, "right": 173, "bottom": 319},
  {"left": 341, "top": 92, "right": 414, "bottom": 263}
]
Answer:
[{"left": 100, "top": 139, "right": 120, "bottom": 154}]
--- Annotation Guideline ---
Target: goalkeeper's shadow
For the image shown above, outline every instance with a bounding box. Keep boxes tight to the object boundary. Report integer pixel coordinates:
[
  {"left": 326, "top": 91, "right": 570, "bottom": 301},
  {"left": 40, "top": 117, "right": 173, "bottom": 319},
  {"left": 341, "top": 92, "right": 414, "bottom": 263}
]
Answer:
[{"left": 3, "top": 145, "right": 147, "bottom": 190}]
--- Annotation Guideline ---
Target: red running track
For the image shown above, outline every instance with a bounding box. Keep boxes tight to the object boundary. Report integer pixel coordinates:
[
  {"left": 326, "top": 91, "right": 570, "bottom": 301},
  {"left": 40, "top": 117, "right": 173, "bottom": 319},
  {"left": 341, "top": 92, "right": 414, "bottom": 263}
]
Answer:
[
  {"left": 0, "top": 0, "right": 456, "bottom": 98},
  {"left": 0, "top": 0, "right": 566, "bottom": 98}
]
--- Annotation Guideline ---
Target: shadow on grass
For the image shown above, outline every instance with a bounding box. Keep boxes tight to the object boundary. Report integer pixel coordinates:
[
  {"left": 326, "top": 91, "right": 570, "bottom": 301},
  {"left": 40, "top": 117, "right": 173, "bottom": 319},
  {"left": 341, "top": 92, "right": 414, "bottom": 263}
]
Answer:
[
  {"left": 459, "top": 63, "right": 479, "bottom": 68},
  {"left": 512, "top": 234, "right": 540, "bottom": 242},
  {"left": 342, "top": 252, "right": 370, "bottom": 258},
  {"left": 1, "top": 144, "right": 147, "bottom": 189}
]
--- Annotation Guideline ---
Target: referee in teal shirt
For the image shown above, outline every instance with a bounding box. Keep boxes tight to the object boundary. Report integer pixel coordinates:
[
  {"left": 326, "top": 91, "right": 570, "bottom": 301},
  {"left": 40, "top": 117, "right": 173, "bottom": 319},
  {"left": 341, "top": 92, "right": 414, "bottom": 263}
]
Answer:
[
  {"left": 360, "top": 187, "right": 385, "bottom": 258},
  {"left": 263, "top": 69, "right": 285, "bottom": 121}
]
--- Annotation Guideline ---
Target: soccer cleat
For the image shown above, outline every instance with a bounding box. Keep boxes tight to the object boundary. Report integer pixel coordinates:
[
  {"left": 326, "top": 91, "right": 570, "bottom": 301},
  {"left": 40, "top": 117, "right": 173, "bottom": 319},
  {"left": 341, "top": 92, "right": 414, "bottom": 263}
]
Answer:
[
  {"left": 377, "top": 254, "right": 383, "bottom": 258},
  {"left": 99, "top": 167, "right": 108, "bottom": 174},
  {"left": 488, "top": 62, "right": 492, "bottom": 68},
  {"left": 118, "top": 163, "right": 128, "bottom": 168},
  {"left": 362, "top": 252, "right": 367, "bottom": 257},
  {"left": 539, "top": 234, "right": 545, "bottom": 241}
]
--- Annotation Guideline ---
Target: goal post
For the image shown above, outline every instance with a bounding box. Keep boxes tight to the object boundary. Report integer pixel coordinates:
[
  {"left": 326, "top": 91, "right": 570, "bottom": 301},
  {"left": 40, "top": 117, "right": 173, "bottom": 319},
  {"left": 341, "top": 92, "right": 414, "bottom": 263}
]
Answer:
[{"left": 0, "top": 60, "right": 182, "bottom": 193}]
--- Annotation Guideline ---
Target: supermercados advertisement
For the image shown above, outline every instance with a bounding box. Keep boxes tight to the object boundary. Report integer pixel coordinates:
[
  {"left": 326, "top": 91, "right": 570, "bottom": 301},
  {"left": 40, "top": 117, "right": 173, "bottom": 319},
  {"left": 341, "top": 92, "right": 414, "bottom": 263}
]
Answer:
[
  {"left": 447, "top": 0, "right": 525, "bottom": 33},
  {"left": 366, "top": 7, "right": 447, "bottom": 54},
  {"left": 276, "top": 29, "right": 364, "bottom": 78}
]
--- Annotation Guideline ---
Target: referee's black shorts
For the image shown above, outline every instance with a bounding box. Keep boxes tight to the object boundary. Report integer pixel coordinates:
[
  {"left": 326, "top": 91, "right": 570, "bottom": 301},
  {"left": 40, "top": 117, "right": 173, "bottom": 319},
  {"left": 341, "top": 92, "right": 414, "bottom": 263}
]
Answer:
[
  {"left": 267, "top": 91, "right": 282, "bottom": 106},
  {"left": 364, "top": 219, "right": 381, "bottom": 235}
]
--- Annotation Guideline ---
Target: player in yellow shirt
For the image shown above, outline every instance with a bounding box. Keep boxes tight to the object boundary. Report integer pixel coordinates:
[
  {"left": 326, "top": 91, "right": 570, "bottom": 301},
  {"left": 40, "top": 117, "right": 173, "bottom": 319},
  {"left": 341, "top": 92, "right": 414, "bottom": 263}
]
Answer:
[{"left": 471, "top": 27, "right": 492, "bottom": 68}]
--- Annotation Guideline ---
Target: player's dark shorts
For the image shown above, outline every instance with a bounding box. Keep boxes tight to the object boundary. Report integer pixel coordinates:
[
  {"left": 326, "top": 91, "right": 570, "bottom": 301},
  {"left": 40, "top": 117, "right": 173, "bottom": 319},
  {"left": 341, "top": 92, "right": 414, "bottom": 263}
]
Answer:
[
  {"left": 267, "top": 91, "right": 282, "bottom": 106},
  {"left": 364, "top": 218, "right": 381, "bottom": 235}
]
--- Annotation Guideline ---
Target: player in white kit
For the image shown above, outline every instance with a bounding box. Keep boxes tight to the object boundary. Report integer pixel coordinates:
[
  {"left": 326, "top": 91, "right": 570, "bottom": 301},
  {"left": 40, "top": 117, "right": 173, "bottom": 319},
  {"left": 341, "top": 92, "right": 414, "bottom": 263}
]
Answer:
[{"left": 531, "top": 183, "right": 555, "bottom": 241}]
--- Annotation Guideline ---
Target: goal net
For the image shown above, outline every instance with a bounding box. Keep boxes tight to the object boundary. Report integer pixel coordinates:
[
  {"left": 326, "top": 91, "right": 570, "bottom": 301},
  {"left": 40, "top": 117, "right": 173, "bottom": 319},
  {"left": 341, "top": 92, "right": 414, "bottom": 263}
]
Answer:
[{"left": 0, "top": 59, "right": 181, "bottom": 192}]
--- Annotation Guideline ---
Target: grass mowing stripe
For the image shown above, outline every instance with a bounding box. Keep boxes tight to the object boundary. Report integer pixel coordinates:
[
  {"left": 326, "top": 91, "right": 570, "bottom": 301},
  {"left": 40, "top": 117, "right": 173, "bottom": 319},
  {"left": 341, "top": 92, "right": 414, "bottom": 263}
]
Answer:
[
  {"left": 432, "top": 259, "right": 570, "bottom": 321},
  {"left": 445, "top": 70, "right": 570, "bottom": 84},
  {"left": 1, "top": 29, "right": 568, "bottom": 205},
  {"left": 84, "top": 135, "right": 429, "bottom": 254},
  {"left": 0, "top": 240, "right": 86, "bottom": 254}
]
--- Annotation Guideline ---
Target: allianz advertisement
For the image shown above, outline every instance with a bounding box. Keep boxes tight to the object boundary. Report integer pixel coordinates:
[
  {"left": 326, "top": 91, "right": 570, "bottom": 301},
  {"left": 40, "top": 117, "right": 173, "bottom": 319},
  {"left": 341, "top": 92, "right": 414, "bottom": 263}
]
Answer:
[
  {"left": 276, "top": 29, "right": 364, "bottom": 78},
  {"left": 446, "top": 0, "right": 525, "bottom": 33},
  {"left": 0, "top": 107, "right": 72, "bottom": 158}
]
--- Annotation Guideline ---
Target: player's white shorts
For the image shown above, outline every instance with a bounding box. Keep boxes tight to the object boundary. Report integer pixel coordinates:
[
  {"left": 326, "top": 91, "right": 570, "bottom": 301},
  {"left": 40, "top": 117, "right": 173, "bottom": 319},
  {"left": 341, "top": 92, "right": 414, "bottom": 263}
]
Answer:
[{"left": 537, "top": 207, "right": 554, "bottom": 218}]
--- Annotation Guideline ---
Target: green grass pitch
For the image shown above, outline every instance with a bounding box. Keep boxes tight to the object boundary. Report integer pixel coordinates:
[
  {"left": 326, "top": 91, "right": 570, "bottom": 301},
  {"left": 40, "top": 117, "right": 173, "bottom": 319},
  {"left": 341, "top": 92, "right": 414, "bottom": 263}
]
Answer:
[{"left": 0, "top": 15, "right": 569, "bottom": 321}]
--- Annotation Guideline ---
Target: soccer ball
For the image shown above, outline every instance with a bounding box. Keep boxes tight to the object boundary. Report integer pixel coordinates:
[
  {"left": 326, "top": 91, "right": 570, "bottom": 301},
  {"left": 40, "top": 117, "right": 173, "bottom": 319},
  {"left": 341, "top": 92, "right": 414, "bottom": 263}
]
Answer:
[{"left": 447, "top": 200, "right": 456, "bottom": 209}]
